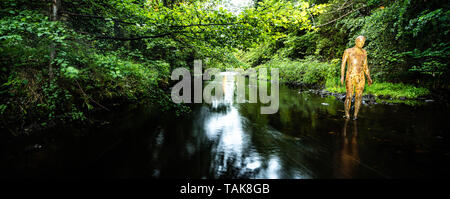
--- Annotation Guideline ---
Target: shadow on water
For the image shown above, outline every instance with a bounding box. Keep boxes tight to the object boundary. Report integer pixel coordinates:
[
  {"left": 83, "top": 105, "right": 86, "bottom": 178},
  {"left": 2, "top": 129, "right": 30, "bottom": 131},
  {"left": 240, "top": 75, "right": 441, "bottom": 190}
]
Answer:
[{"left": 1, "top": 72, "right": 450, "bottom": 179}]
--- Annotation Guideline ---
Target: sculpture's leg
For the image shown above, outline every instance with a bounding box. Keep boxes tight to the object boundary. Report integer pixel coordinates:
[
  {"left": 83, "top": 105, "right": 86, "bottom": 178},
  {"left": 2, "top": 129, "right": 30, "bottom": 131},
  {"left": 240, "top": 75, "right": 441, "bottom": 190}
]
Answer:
[
  {"left": 353, "top": 74, "right": 365, "bottom": 120},
  {"left": 344, "top": 77, "right": 354, "bottom": 119}
]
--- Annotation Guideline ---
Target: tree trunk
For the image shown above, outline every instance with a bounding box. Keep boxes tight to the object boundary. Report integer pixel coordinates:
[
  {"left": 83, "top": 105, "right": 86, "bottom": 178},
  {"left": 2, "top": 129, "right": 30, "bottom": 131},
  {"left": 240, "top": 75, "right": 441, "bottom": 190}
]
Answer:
[{"left": 49, "top": 0, "right": 60, "bottom": 80}]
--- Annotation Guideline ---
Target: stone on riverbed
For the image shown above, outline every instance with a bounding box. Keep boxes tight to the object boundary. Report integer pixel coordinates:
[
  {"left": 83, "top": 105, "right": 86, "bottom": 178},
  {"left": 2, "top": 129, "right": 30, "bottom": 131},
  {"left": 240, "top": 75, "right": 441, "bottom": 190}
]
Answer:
[
  {"left": 301, "top": 89, "right": 381, "bottom": 105},
  {"left": 378, "top": 94, "right": 391, "bottom": 99},
  {"left": 24, "top": 144, "right": 43, "bottom": 152}
]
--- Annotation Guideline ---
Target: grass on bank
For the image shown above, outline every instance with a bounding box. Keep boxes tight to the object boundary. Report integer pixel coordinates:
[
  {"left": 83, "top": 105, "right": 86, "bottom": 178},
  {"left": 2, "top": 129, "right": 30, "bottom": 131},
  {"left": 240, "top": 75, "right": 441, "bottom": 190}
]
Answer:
[{"left": 325, "top": 78, "right": 430, "bottom": 99}]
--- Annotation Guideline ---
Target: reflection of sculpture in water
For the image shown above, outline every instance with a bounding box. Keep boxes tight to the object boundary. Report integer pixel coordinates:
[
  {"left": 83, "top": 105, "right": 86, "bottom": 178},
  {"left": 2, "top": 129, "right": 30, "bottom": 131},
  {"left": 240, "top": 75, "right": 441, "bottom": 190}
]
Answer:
[
  {"left": 340, "top": 36, "right": 373, "bottom": 120},
  {"left": 335, "top": 119, "right": 359, "bottom": 178}
]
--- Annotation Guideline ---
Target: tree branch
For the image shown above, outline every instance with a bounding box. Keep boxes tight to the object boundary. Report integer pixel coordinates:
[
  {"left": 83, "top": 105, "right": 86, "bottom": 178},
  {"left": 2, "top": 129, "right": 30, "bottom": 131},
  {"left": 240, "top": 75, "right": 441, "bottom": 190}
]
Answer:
[
  {"left": 95, "top": 32, "right": 179, "bottom": 41},
  {"left": 316, "top": 5, "right": 367, "bottom": 28},
  {"left": 61, "top": 11, "right": 138, "bottom": 25},
  {"left": 93, "top": 30, "right": 202, "bottom": 41},
  {"left": 74, "top": 79, "right": 110, "bottom": 112},
  {"left": 169, "top": 22, "right": 243, "bottom": 28},
  {"left": 63, "top": 11, "right": 242, "bottom": 28}
]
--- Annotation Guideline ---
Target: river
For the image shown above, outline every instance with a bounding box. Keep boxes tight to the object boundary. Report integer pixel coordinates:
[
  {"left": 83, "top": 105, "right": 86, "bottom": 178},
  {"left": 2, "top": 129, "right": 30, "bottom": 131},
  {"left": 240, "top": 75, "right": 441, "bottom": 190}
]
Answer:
[{"left": 1, "top": 72, "right": 449, "bottom": 179}]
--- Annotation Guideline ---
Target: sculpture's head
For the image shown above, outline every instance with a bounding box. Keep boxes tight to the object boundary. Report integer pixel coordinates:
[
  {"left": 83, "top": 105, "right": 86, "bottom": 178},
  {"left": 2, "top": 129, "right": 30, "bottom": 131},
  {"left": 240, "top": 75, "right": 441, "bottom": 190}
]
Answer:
[{"left": 355, "top": 36, "right": 366, "bottom": 48}]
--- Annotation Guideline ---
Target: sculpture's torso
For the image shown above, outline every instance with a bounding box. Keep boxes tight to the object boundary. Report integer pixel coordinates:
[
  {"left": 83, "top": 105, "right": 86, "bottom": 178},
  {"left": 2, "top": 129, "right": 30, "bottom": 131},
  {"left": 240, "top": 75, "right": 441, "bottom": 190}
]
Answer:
[{"left": 346, "top": 47, "right": 366, "bottom": 77}]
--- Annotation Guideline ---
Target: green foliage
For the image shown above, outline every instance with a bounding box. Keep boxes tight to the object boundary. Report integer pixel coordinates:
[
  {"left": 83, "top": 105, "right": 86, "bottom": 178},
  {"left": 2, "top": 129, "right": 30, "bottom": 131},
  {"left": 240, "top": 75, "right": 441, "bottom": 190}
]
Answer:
[
  {"left": 204, "top": 51, "right": 248, "bottom": 70},
  {"left": 5, "top": 0, "right": 313, "bottom": 133},
  {"left": 406, "top": 42, "right": 450, "bottom": 84},
  {"left": 326, "top": 78, "right": 430, "bottom": 99},
  {"left": 0, "top": 10, "right": 88, "bottom": 128},
  {"left": 242, "top": 0, "right": 327, "bottom": 42},
  {"left": 278, "top": 31, "right": 318, "bottom": 59},
  {"left": 237, "top": 42, "right": 278, "bottom": 67},
  {"left": 333, "top": 0, "right": 450, "bottom": 84},
  {"left": 0, "top": 4, "right": 191, "bottom": 132},
  {"left": 365, "top": 83, "right": 430, "bottom": 99},
  {"left": 258, "top": 57, "right": 335, "bottom": 85},
  {"left": 239, "top": 0, "right": 449, "bottom": 96}
]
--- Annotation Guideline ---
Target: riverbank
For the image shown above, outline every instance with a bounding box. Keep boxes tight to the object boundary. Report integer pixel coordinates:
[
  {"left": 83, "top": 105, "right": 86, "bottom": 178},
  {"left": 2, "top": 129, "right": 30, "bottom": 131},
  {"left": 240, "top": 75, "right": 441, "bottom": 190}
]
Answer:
[
  {"left": 287, "top": 80, "right": 435, "bottom": 106},
  {"left": 299, "top": 88, "right": 435, "bottom": 106},
  {"left": 248, "top": 57, "right": 434, "bottom": 105}
]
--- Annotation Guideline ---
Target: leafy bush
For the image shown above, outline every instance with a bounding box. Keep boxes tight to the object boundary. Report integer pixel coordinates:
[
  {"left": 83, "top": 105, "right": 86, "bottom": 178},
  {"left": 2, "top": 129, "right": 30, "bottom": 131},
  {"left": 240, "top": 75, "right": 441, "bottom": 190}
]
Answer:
[
  {"left": 0, "top": 10, "right": 178, "bottom": 133},
  {"left": 278, "top": 31, "right": 318, "bottom": 59},
  {"left": 257, "top": 56, "right": 335, "bottom": 85}
]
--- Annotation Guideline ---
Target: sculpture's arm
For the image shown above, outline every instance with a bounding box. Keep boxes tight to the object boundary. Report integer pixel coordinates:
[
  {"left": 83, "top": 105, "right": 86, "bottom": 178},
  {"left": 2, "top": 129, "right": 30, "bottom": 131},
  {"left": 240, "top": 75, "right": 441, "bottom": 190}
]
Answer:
[
  {"left": 340, "top": 49, "right": 348, "bottom": 85},
  {"left": 363, "top": 51, "right": 373, "bottom": 85}
]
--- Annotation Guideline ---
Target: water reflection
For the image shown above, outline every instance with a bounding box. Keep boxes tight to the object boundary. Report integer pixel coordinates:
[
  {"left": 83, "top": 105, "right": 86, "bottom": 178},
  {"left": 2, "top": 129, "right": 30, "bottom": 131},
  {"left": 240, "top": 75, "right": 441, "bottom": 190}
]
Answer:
[
  {"left": 148, "top": 72, "right": 449, "bottom": 179},
  {"left": 203, "top": 72, "right": 282, "bottom": 178},
  {"left": 334, "top": 119, "right": 359, "bottom": 178},
  {"left": 206, "top": 73, "right": 246, "bottom": 176},
  {"left": 2, "top": 72, "right": 450, "bottom": 179}
]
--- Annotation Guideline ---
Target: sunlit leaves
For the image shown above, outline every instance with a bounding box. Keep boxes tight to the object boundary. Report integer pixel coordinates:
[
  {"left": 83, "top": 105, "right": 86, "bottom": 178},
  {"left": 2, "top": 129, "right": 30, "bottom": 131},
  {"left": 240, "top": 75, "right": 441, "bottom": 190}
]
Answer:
[{"left": 240, "top": 0, "right": 327, "bottom": 43}]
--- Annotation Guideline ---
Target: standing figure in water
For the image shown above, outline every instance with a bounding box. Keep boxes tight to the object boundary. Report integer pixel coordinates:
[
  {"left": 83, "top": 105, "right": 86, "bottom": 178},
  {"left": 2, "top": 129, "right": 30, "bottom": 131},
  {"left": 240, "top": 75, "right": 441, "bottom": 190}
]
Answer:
[{"left": 340, "top": 36, "right": 373, "bottom": 120}]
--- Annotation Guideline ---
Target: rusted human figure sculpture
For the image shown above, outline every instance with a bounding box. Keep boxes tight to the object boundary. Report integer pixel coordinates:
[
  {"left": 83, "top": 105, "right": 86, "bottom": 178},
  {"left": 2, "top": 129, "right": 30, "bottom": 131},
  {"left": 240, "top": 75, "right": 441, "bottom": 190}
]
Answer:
[{"left": 340, "top": 36, "right": 373, "bottom": 120}]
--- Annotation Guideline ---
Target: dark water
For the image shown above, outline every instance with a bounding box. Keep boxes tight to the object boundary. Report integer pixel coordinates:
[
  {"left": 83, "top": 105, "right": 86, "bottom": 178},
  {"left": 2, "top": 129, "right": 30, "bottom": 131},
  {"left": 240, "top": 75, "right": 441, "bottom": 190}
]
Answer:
[{"left": 1, "top": 72, "right": 450, "bottom": 179}]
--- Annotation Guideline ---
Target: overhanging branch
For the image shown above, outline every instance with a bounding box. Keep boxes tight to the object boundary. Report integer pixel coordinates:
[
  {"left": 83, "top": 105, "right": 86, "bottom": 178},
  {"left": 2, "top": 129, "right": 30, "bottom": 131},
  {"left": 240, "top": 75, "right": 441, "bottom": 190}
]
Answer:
[
  {"left": 170, "top": 22, "right": 242, "bottom": 28},
  {"left": 95, "top": 32, "right": 182, "bottom": 41},
  {"left": 316, "top": 5, "right": 367, "bottom": 28},
  {"left": 63, "top": 11, "right": 242, "bottom": 28}
]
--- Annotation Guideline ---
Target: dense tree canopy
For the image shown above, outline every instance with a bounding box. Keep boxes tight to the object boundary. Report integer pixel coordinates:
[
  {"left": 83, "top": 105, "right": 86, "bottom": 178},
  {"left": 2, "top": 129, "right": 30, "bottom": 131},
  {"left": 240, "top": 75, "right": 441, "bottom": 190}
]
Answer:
[{"left": 0, "top": 0, "right": 326, "bottom": 133}]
